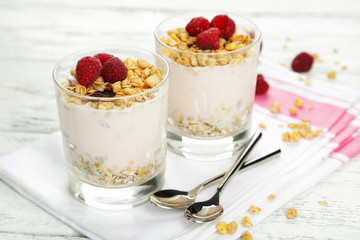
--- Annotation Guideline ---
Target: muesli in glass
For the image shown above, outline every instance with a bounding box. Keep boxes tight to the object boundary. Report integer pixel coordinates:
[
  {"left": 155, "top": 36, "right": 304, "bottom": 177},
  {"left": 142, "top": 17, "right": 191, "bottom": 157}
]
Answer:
[
  {"left": 155, "top": 12, "right": 261, "bottom": 160},
  {"left": 53, "top": 47, "right": 169, "bottom": 209}
]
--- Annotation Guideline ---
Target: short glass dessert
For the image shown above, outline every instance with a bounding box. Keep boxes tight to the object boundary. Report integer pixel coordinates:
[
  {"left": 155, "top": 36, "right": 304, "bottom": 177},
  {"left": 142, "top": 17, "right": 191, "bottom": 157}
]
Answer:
[
  {"left": 155, "top": 12, "right": 261, "bottom": 160},
  {"left": 53, "top": 47, "right": 169, "bottom": 209}
]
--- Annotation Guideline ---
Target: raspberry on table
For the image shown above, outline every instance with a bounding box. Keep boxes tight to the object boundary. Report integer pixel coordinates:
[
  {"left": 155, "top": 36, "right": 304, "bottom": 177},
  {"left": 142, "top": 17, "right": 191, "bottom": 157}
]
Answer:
[
  {"left": 94, "top": 53, "right": 114, "bottom": 66},
  {"left": 255, "top": 74, "right": 269, "bottom": 95},
  {"left": 76, "top": 56, "right": 102, "bottom": 87},
  {"left": 185, "top": 16, "right": 210, "bottom": 36},
  {"left": 291, "top": 52, "right": 314, "bottom": 72},
  {"left": 102, "top": 57, "right": 128, "bottom": 83},
  {"left": 210, "top": 15, "right": 235, "bottom": 39},
  {"left": 196, "top": 27, "right": 220, "bottom": 50},
  {"left": 90, "top": 89, "right": 115, "bottom": 98}
]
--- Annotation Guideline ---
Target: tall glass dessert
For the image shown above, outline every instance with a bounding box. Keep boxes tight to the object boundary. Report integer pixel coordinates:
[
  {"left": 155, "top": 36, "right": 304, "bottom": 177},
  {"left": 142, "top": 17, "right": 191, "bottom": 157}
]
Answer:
[
  {"left": 155, "top": 12, "right": 261, "bottom": 160},
  {"left": 53, "top": 47, "right": 169, "bottom": 209}
]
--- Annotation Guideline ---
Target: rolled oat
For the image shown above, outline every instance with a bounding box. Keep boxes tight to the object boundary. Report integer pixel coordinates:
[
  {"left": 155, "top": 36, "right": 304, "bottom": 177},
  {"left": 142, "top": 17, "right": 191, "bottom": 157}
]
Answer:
[
  {"left": 227, "top": 221, "right": 238, "bottom": 234},
  {"left": 286, "top": 207, "right": 297, "bottom": 219},
  {"left": 241, "top": 216, "right": 253, "bottom": 227},
  {"left": 249, "top": 205, "right": 261, "bottom": 214},
  {"left": 241, "top": 231, "right": 253, "bottom": 240}
]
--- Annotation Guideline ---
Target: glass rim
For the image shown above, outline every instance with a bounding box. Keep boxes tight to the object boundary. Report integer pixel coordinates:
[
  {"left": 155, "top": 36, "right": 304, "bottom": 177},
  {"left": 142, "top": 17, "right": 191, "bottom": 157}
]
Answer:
[
  {"left": 52, "top": 46, "right": 170, "bottom": 101},
  {"left": 154, "top": 11, "right": 262, "bottom": 56}
]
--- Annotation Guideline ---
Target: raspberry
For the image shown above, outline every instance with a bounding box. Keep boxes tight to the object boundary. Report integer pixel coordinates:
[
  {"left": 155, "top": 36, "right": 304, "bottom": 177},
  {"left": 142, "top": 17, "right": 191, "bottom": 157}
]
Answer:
[
  {"left": 185, "top": 17, "right": 210, "bottom": 36},
  {"left": 75, "top": 56, "right": 102, "bottom": 87},
  {"left": 102, "top": 57, "right": 128, "bottom": 83},
  {"left": 291, "top": 52, "right": 314, "bottom": 72},
  {"left": 210, "top": 15, "right": 235, "bottom": 39},
  {"left": 91, "top": 89, "right": 115, "bottom": 98},
  {"left": 94, "top": 53, "right": 114, "bottom": 66},
  {"left": 249, "top": 31, "right": 255, "bottom": 39},
  {"left": 255, "top": 74, "right": 269, "bottom": 95},
  {"left": 196, "top": 28, "right": 220, "bottom": 50}
]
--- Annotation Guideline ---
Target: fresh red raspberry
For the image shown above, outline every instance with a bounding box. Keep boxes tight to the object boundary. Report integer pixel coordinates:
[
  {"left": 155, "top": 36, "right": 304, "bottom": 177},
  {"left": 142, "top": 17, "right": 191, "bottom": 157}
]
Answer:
[
  {"left": 185, "top": 17, "right": 210, "bottom": 36},
  {"left": 75, "top": 56, "right": 102, "bottom": 87},
  {"left": 210, "top": 15, "right": 235, "bottom": 39},
  {"left": 291, "top": 52, "right": 314, "bottom": 72},
  {"left": 255, "top": 74, "right": 269, "bottom": 95},
  {"left": 102, "top": 57, "right": 128, "bottom": 83},
  {"left": 249, "top": 31, "right": 255, "bottom": 39},
  {"left": 196, "top": 28, "right": 220, "bottom": 50},
  {"left": 94, "top": 53, "right": 114, "bottom": 66}
]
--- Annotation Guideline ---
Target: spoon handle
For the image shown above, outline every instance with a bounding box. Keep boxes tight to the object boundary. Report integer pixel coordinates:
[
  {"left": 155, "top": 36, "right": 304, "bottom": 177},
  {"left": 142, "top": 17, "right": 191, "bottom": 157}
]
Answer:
[
  {"left": 217, "top": 131, "right": 262, "bottom": 193},
  {"left": 198, "top": 148, "right": 281, "bottom": 188},
  {"left": 241, "top": 148, "right": 281, "bottom": 169}
]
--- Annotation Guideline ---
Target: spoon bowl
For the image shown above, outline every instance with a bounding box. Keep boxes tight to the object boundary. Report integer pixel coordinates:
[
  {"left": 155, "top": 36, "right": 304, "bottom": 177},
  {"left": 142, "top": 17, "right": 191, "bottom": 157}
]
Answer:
[
  {"left": 149, "top": 190, "right": 195, "bottom": 209},
  {"left": 184, "top": 191, "right": 223, "bottom": 223}
]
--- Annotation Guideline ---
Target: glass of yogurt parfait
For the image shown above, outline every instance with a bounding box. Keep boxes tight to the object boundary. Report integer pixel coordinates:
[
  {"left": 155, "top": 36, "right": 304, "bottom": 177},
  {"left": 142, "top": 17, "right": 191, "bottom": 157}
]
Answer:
[
  {"left": 155, "top": 12, "right": 261, "bottom": 160},
  {"left": 53, "top": 47, "right": 169, "bottom": 209}
]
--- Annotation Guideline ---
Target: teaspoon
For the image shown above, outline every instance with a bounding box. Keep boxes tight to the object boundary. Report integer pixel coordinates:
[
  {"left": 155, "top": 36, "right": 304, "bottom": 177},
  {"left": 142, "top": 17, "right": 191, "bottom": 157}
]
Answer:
[
  {"left": 149, "top": 148, "right": 280, "bottom": 209},
  {"left": 184, "top": 131, "right": 262, "bottom": 223}
]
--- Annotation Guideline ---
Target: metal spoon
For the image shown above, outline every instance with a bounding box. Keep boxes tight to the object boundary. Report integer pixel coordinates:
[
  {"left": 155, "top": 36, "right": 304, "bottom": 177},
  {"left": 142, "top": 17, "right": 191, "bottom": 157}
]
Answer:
[
  {"left": 184, "top": 131, "right": 262, "bottom": 223},
  {"left": 149, "top": 148, "right": 280, "bottom": 209}
]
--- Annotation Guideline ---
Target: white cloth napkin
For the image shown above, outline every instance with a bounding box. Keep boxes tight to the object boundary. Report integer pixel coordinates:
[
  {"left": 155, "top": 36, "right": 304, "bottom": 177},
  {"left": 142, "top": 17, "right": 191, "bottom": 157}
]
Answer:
[{"left": 1, "top": 59, "right": 359, "bottom": 240}]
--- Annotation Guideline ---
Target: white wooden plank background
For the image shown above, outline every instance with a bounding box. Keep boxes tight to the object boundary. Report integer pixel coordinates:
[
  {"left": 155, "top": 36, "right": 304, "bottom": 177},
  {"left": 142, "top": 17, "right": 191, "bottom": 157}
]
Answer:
[{"left": 0, "top": 0, "right": 359, "bottom": 239}]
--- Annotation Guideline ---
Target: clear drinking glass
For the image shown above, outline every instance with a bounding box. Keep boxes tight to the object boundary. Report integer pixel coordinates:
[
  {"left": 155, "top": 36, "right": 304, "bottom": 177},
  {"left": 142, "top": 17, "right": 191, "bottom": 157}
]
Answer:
[
  {"left": 53, "top": 47, "right": 169, "bottom": 209},
  {"left": 155, "top": 12, "right": 261, "bottom": 160}
]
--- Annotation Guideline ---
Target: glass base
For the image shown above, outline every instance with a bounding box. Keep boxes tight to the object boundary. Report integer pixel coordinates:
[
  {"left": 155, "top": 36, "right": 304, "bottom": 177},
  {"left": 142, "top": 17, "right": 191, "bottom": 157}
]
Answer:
[
  {"left": 167, "top": 130, "right": 250, "bottom": 161},
  {"left": 68, "top": 167, "right": 165, "bottom": 210}
]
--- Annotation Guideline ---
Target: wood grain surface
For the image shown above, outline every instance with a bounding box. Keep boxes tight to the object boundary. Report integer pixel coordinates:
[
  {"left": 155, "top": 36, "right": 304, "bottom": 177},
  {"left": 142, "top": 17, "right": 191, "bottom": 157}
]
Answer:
[{"left": 0, "top": 0, "right": 359, "bottom": 239}]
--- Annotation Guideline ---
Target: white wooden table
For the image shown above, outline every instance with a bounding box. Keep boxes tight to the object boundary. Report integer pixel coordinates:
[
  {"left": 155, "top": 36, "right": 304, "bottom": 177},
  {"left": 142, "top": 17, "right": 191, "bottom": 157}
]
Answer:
[{"left": 1, "top": 0, "right": 359, "bottom": 239}]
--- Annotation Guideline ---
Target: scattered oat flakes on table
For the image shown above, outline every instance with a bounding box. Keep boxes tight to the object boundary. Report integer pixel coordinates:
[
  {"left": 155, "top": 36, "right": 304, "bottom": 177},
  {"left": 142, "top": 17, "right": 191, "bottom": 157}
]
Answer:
[
  {"left": 297, "top": 76, "right": 304, "bottom": 81},
  {"left": 295, "top": 97, "right": 304, "bottom": 107},
  {"left": 216, "top": 221, "right": 228, "bottom": 234},
  {"left": 249, "top": 205, "right": 261, "bottom": 214},
  {"left": 227, "top": 221, "right": 238, "bottom": 235},
  {"left": 241, "top": 230, "right": 253, "bottom": 240},
  {"left": 268, "top": 194, "right": 276, "bottom": 200},
  {"left": 318, "top": 201, "right": 328, "bottom": 205},
  {"left": 282, "top": 122, "right": 323, "bottom": 142},
  {"left": 311, "top": 53, "right": 319, "bottom": 61},
  {"left": 289, "top": 106, "right": 298, "bottom": 115},
  {"left": 302, "top": 118, "right": 310, "bottom": 123},
  {"left": 327, "top": 71, "right": 336, "bottom": 79},
  {"left": 258, "top": 123, "right": 266, "bottom": 129},
  {"left": 270, "top": 101, "right": 281, "bottom": 114},
  {"left": 287, "top": 208, "right": 297, "bottom": 219},
  {"left": 241, "top": 216, "right": 253, "bottom": 227}
]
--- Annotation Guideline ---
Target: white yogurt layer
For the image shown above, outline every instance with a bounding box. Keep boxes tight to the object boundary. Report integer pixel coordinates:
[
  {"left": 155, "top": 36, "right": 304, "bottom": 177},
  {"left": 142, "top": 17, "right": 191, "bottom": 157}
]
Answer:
[
  {"left": 55, "top": 64, "right": 168, "bottom": 182},
  {"left": 166, "top": 54, "right": 257, "bottom": 138},
  {"left": 57, "top": 94, "right": 167, "bottom": 172}
]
